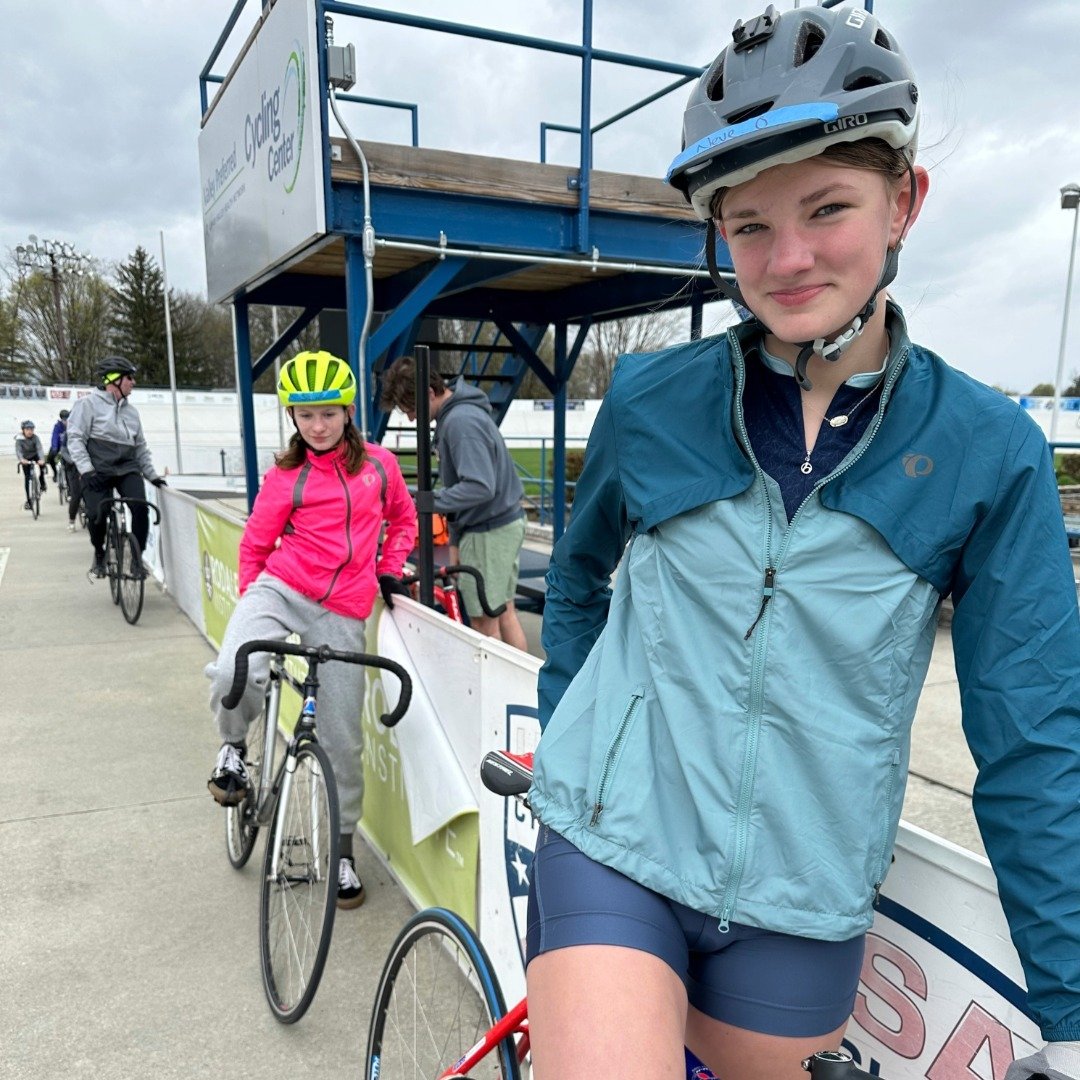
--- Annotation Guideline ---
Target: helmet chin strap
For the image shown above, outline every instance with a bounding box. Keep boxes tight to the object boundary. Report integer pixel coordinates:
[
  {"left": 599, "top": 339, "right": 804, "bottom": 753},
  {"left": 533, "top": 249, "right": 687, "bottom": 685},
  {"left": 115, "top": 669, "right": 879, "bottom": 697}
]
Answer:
[{"left": 704, "top": 161, "right": 918, "bottom": 391}]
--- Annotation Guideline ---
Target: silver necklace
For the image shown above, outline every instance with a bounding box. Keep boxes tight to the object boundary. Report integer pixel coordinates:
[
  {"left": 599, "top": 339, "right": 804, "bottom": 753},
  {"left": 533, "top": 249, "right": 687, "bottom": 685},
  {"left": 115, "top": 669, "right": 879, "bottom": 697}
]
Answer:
[{"left": 799, "top": 375, "right": 885, "bottom": 475}]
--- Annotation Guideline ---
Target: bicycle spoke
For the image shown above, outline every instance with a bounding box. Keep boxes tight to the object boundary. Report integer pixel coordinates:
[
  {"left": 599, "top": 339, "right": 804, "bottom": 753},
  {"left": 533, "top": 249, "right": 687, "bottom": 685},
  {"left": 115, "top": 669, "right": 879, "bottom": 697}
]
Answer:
[{"left": 260, "top": 743, "right": 338, "bottom": 1022}]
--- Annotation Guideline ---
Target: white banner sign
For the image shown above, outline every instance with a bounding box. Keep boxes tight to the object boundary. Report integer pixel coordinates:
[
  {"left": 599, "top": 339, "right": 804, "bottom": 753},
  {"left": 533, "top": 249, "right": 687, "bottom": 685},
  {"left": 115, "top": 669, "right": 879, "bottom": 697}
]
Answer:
[{"left": 198, "top": 0, "right": 326, "bottom": 303}]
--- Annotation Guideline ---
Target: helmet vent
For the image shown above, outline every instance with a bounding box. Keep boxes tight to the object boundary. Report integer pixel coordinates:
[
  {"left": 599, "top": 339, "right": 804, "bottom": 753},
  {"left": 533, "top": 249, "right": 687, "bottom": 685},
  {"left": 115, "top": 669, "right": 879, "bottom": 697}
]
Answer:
[
  {"left": 875, "top": 28, "right": 894, "bottom": 50},
  {"left": 724, "top": 101, "right": 774, "bottom": 126},
  {"left": 844, "top": 74, "right": 885, "bottom": 91},
  {"left": 794, "top": 21, "right": 827, "bottom": 65},
  {"left": 705, "top": 59, "right": 725, "bottom": 102}
]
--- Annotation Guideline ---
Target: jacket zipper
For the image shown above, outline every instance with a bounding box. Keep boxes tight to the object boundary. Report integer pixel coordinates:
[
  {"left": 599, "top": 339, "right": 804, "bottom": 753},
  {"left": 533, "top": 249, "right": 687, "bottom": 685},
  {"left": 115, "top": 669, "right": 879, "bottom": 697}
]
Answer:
[
  {"left": 590, "top": 691, "right": 644, "bottom": 826},
  {"left": 719, "top": 335, "right": 778, "bottom": 930},
  {"left": 717, "top": 334, "right": 910, "bottom": 931},
  {"left": 318, "top": 462, "right": 353, "bottom": 603}
]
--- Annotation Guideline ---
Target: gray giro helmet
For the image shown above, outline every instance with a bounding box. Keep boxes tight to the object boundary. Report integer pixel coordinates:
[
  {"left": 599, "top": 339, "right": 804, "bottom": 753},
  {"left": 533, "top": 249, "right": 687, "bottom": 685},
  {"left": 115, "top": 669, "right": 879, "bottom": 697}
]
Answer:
[{"left": 667, "top": 3, "right": 919, "bottom": 221}]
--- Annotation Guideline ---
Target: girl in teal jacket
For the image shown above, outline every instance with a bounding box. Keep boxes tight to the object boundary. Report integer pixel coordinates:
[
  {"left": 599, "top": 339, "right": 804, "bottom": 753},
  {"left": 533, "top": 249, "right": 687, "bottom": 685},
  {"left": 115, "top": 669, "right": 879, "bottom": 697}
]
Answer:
[{"left": 527, "top": 7, "right": 1080, "bottom": 1080}]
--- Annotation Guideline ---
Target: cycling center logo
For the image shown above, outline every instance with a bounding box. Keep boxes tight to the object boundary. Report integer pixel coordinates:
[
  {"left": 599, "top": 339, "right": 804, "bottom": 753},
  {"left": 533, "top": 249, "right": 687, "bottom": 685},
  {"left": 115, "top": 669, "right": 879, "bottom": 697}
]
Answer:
[{"left": 243, "top": 39, "right": 307, "bottom": 194}]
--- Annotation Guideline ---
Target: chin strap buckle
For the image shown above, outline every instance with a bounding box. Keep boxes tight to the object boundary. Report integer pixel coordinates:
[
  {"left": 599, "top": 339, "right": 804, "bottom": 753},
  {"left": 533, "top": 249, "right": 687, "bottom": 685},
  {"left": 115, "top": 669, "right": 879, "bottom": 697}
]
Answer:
[{"left": 815, "top": 315, "right": 866, "bottom": 364}]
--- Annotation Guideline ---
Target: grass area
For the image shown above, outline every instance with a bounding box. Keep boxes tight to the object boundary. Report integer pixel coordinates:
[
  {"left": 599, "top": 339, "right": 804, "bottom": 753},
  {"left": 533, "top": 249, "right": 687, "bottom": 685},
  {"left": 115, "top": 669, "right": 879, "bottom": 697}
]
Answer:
[{"left": 395, "top": 447, "right": 549, "bottom": 482}]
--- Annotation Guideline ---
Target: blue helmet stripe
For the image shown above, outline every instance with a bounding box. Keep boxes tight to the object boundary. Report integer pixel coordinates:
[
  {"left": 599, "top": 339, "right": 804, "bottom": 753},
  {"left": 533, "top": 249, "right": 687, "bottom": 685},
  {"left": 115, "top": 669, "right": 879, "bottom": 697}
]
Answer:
[
  {"left": 287, "top": 390, "right": 345, "bottom": 403},
  {"left": 667, "top": 101, "right": 840, "bottom": 181}
]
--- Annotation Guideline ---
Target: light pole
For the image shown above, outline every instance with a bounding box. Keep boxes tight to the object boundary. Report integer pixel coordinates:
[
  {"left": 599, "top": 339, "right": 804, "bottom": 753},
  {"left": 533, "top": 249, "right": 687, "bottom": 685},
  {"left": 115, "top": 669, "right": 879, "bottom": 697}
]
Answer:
[
  {"left": 1051, "top": 183, "right": 1080, "bottom": 446},
  {"left": 13, "top": 235, "right": 90, "bottom": 382}
]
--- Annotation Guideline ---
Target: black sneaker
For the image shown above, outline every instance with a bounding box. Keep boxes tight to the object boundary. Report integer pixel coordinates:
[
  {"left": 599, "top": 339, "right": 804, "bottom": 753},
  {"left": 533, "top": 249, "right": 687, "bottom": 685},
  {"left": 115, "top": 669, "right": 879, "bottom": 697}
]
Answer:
[
  {"left": 24, "top": 501, "right": 32, "bottom": 511},
  {"left": 208, "top": 743, "right": 250, "bottom": 806},
  {"left": 337, "top": 856, "right": 365, "bottom": 909},
  {"left": 91, "top": 552, "right": 107, "bottom": 578}
]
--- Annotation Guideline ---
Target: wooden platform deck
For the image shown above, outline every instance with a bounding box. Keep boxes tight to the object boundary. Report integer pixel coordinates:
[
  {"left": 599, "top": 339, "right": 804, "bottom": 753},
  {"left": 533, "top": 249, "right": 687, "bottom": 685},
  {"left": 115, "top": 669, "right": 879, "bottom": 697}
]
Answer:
[{"left": 282, "top": 138, "right": 700, "bottom": 294}]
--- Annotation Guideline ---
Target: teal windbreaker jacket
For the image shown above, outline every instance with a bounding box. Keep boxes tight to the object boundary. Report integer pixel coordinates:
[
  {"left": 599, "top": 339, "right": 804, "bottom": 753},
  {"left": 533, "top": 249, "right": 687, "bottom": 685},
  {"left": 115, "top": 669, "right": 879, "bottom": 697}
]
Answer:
[{"left": 530, "top": 306, "right": 1080, "bottom": 1041}]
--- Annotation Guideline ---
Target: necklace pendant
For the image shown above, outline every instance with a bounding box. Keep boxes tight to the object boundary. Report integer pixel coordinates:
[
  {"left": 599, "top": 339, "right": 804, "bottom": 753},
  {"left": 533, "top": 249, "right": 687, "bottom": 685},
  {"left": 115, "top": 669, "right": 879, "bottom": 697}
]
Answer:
[
  {"left": 828, "top": 415, "right": 849, "bottom": 428},
  {"left": 800, "top": 460, "right": 813, "bottom": 475}
]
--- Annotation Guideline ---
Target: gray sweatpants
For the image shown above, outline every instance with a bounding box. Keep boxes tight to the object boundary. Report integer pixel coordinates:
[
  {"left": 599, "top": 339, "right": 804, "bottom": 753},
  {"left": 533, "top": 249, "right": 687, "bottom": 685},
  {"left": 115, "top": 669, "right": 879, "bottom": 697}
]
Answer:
[{"left": 205, "top": 574, "right": 367, "bottom": 832}]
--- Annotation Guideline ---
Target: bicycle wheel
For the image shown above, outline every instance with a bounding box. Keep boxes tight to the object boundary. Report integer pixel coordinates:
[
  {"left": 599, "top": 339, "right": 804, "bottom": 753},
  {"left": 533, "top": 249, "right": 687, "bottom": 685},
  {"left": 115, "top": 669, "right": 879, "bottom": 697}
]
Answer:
[
  {"left": 365, "top": 907, "right": 521, "bottom": 1080},
  {"left": 57, "top": 470, "right": 67, "bottom": 505},
  {"left": 259, "top": 740, "right": 339, "bottom": 1023},
  {"left": 106, "top": 522, "right": 121, "bottom": 604},
  {"left": 225, "top": 692, "right": 273, "bottom": 870},
  {"left": 31, "top": 475, "right": 40, "bottom": 519},
  {"left": 118, "top": 533, "right": 145, "bottom": 624}
]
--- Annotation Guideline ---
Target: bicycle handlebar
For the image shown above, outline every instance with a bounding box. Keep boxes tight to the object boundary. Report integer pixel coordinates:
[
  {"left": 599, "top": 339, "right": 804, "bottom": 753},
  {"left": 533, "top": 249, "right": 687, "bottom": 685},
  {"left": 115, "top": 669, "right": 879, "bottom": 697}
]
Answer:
[
  {"left": 221, "top": 638, "right": 412, "bottom": 727},
  {"left": 102, "top": 496, "right": 162, "bottom": 525},
  {"left": 401, "top": 563, "right": 507, "bottom": 618}
]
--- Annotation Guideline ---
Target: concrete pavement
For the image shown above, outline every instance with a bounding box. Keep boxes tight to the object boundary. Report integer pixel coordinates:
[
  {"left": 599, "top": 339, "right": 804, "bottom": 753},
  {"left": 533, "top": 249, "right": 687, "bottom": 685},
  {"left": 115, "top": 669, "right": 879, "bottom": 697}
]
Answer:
[
  {"left": 0, "top": 462, "right": 993, "bottom": 1077},
  {"left": 0, "top": 467, "right": 415, "bottom": 1079}
]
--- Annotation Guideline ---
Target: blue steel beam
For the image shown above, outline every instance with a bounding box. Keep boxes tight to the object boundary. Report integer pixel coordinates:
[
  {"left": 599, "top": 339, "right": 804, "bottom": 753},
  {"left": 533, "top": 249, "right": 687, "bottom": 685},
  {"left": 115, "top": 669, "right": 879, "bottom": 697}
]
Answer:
[
  {"left": 493, "top": 318, "right": 556, "bottom": 395},
  {"left": 333, "top": 187, "right": 711, "bottom": 268},
  {"left": 366, "top": 256, "right": 470, "bottom": 363},
  {"left": 320, "top": 3, "right": 703, "bottom": 78},
  {"left": 233, "top": 299, "right": 261, "bottom": 510},
  {"left": 252, "top": 306, "right": 321, "bottom": 381}
]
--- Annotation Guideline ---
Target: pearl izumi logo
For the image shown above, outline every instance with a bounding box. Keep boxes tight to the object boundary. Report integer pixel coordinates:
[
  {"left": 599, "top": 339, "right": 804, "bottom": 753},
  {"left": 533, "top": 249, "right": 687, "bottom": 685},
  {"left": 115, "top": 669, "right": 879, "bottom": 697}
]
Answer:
[
  {"left": 903, "top": 453, "right": 934, "bottom": 478},
  {"left": 243, "top": 41, "right": 306, "bottom": 192}
]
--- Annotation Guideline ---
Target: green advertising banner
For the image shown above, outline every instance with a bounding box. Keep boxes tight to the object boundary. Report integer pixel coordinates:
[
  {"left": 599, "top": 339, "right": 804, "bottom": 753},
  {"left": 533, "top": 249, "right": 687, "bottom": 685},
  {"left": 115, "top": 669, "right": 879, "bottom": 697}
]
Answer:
[
  {"left": 196, "top": 507, "right": 243, "bottom": 648},
  {"left": 359, "top": 602, "right": 479, "bottom": 926}
]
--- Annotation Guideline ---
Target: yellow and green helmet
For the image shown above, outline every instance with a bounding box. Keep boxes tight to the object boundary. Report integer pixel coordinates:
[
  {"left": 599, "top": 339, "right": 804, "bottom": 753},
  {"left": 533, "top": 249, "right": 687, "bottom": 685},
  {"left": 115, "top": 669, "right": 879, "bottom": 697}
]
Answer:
[{"left": 276, "top": 350, "right": 357, "bottom": 407}]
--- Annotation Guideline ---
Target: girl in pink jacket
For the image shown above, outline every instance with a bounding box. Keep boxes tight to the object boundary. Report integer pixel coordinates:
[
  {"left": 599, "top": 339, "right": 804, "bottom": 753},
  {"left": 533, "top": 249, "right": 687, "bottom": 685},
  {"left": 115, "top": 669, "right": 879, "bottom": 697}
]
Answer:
[{"left": 205, "top": 351, "right": 416, "bottom": 909}]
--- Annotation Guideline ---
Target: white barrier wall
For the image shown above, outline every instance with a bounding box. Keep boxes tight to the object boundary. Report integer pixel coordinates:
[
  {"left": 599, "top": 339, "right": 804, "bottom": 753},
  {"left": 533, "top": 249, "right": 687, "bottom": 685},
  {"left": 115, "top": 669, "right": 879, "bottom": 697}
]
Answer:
[{"left": 2, "top": 387, "right": 601, "bottom": 476}]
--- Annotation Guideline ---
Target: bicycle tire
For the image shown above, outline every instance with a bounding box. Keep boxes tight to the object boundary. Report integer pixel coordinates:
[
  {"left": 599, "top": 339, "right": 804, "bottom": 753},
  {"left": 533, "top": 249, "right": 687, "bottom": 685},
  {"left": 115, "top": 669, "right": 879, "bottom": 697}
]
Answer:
[
  {"left": 259, "top": 740, "right": 339, "bottom": 1023},
  {"left": 365, "top": 907, "right": 521, "bottom": 1080},
  {"left": 106, "top": 523, "right": 121, "bottom": 604},
  {"left": 57, "top": 471, "right": 67, "bottom": 505},
  {"left": 225, "top": 691, "right": 273, "bottom": 870},
  {"left": 31, "top": 475, "right": 40, "bottom": 520},
  {"left": 118, "top": 533, "right": 145, "bottom": 624}
]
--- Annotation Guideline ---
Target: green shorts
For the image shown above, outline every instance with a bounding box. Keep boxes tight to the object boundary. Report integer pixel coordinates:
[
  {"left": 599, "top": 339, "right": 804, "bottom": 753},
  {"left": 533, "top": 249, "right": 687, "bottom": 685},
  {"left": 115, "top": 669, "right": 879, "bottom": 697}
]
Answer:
[{"left": 457, "top": 516, "right": 526, "bottom": 618}]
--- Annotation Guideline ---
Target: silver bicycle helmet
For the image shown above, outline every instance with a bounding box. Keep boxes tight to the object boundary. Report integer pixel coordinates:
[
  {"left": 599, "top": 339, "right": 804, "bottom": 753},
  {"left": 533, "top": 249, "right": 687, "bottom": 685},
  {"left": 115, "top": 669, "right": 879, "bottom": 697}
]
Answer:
[{"left": 667, "top": 3, "right": 920, "bottom": 387}]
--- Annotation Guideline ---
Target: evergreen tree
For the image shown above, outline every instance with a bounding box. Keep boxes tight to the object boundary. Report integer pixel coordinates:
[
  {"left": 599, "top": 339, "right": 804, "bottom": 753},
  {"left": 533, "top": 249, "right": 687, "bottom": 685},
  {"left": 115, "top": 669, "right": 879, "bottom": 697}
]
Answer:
[{"left": 110, "top": 246, "right": 169, "bottom": 385}]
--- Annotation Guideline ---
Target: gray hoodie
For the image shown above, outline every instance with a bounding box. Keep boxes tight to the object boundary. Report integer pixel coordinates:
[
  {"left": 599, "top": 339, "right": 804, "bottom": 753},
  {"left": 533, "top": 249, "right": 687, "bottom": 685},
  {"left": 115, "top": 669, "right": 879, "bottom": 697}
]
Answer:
[
  {"left": 66, "top": 387, "right": 160, "bottom": 481},
  {"left": 432, "top": 379, "right": 524, "bottom": 543}
]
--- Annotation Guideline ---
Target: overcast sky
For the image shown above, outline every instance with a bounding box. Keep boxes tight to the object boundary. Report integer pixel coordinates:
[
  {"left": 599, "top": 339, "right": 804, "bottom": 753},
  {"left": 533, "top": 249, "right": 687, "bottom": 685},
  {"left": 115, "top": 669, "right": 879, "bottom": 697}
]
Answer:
[{"left": 3, "top": 0, "right": 1079, "bottom": 393}]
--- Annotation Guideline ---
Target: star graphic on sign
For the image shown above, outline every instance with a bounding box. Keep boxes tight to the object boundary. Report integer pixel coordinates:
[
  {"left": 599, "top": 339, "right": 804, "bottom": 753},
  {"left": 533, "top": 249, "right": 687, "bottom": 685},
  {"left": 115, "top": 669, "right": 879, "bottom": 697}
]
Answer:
[{"left": 511, "top": 848, "right": 530, "bottom": 888}]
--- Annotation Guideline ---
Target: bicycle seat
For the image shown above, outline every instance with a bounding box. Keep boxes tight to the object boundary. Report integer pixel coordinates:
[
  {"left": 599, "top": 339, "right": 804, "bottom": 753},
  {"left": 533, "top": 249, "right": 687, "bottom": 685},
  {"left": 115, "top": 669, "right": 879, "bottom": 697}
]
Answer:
[{"left": 480, "top": 750, "right": 534, "bottom": 797}]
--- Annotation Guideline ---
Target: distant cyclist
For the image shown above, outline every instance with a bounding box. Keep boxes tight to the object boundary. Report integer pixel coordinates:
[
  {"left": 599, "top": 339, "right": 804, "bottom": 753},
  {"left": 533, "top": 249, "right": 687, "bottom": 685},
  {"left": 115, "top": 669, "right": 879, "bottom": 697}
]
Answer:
[
  {"left": 59, "top": 415, "right": 83, "bottom": 532},
  {"left": 205, "top": 350, "right": 417, "bottom": 909},
  {"left": 45, "top": 408, "right": 68, "bottom": 483},
  {"left": 15, "top": 420, "right": 47, "bottom": 510},
  {"left": 66, "top": 358, "right": 166, "bottom": 578}
]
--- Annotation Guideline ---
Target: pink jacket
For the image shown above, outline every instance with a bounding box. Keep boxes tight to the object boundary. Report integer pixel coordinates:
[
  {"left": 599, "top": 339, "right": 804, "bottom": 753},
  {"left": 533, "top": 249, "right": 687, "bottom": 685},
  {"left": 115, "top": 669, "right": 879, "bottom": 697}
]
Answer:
[{"left": 239, "top": 442, "right": 416, "bottom": 620}]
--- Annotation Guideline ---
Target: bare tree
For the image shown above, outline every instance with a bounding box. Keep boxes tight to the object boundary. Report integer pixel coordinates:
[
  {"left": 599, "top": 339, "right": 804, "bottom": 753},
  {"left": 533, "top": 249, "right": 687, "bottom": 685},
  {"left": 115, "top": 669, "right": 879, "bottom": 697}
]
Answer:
[
  {"left": 569, "top": 309, "right": 685, "bottom": 398},
  {"left": 19, "top": 263, "right": 111, "bottom": 384}
]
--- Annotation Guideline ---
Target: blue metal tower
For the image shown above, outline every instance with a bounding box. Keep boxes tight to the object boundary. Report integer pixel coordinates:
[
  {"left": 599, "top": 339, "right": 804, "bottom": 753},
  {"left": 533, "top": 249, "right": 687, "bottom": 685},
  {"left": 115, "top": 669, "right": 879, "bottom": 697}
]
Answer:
[{"left": 198, "top": 0, "right": 731, "bottom": 532}]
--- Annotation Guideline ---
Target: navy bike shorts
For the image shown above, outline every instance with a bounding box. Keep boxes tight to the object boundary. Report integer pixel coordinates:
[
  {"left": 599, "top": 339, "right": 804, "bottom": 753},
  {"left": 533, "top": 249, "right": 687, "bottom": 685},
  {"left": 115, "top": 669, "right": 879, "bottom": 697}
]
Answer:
[{"left": 525, "top": 825, "right": 865, "bottom": 1038}]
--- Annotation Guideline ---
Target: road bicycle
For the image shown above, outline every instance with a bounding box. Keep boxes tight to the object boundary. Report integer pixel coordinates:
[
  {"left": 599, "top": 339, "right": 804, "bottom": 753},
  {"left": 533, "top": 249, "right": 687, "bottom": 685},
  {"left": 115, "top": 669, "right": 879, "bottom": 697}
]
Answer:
[
  {"left": 56, "top": 461, "right": 68, "bottom": 505},
  {"left": 400, "top": 563, "right": 506, "bottom": 624},
  {"left": 221, "top": 637, "right": 412, "bottom": 1024},
  {"left": 364, "top": 750, "right": 884, "bottom": 1080},
  {"left": 97, "top": 497, "right": 160, "bottom": 624},
  {"left": 21, "top": 465, "right": 42, "bottom": 519}
]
